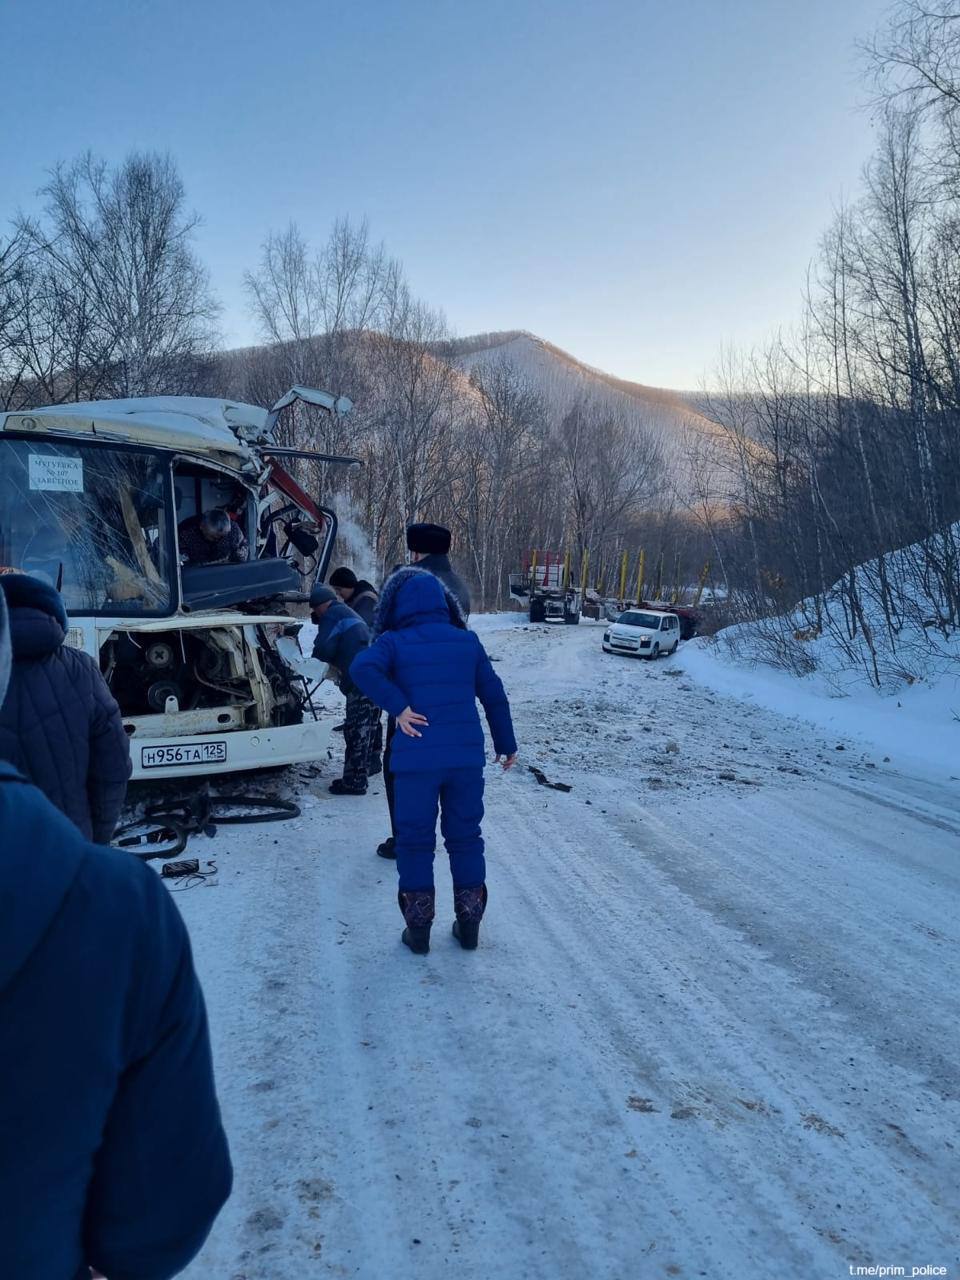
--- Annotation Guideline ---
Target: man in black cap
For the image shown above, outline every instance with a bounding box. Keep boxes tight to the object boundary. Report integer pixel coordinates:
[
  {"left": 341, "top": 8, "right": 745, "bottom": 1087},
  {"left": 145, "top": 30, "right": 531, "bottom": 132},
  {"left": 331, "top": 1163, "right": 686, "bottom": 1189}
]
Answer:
[
  {"left": 377, "top": 522, "right": 472, "bottom": 859},
  {"left": 309, "top": 584, "right": 380, "bottom": 795},
  {"left": 405, "top": 522, "right": 471, "bottom": 617},
  {"left": 327, "top": 567, "right": 382, "bottom": 770},
  {"left": 328, "top": 566, "right": 380, "bottom": 627}
]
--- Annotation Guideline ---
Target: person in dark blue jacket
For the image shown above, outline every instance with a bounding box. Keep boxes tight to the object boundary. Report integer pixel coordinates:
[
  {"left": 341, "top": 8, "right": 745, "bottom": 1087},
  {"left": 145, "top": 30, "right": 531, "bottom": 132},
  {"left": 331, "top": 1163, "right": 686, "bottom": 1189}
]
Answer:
[
  {"left": 0, "top": 571, "right": 131, "bottom": 843},
  {"left": 0, "top": 586, "right": 232, "bottom": 1279},
  {"left": 350, "top": 568, "right": 517, "bottom": 953},
  {"left": 377, "top": 523, "right": 472, "bottom": 861},
  {"left": 310, "top": 583, "right": 381, "bottom": 795}
]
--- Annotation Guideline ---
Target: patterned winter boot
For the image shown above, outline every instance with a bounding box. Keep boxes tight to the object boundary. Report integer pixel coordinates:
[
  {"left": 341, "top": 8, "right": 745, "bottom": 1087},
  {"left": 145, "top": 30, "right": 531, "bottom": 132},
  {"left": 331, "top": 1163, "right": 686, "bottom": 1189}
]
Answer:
[
  {"left": 452, "top": 884, "right": 488, "bottom": 951},
  {"left": 399, "top": 889, "right": 435, "bottom": 955}
]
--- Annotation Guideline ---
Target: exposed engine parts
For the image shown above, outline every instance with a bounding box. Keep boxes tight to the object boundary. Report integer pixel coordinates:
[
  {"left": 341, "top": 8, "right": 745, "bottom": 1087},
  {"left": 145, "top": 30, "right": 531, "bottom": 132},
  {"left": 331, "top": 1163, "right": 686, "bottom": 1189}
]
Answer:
[{"left": 101, "top": 624, "right": 307, "bottom": 730}]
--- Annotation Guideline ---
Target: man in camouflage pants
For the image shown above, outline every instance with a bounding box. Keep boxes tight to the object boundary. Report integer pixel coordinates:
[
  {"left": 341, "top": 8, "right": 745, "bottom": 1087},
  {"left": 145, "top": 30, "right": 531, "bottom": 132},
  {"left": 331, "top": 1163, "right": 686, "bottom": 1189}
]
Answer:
[{"left": 310, "top": 585, "right": 380, "bottom": 795}]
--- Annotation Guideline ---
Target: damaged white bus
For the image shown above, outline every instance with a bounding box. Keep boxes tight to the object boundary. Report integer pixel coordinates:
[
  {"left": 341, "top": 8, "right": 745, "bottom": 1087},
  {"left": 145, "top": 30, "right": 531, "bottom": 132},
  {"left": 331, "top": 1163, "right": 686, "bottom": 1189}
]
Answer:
[{"left": 0, "top": 387, "right": 356, "bottom": 780}]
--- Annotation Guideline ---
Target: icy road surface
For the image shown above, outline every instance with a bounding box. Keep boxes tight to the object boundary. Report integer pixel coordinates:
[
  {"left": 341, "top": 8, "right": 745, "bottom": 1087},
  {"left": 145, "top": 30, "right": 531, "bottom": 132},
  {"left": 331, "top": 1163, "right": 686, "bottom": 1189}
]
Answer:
[{"left": 176, "top": 618, "right": 959, "bottom": 1280}]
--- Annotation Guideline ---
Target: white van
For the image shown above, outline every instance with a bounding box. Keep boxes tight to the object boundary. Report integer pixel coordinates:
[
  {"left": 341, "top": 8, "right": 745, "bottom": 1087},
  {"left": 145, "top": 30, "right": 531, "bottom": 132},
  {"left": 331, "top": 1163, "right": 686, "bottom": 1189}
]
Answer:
[{"left": 602, "top": 608, "right": 681, "bottom": 659}]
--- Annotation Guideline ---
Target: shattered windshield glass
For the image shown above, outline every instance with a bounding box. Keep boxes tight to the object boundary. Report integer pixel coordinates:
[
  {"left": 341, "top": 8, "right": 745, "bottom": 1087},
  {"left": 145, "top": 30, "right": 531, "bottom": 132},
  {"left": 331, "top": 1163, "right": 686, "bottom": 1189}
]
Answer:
[{"left": 0, "top": 438, "right": 173, "bottom": 615}]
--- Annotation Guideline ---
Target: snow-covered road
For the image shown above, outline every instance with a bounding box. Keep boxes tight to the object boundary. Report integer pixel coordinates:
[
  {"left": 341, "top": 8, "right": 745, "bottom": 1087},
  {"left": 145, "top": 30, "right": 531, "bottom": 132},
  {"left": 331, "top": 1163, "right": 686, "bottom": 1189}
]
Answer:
[{"left": 175, "top": 619, "right": 959, "bottom": 1280}]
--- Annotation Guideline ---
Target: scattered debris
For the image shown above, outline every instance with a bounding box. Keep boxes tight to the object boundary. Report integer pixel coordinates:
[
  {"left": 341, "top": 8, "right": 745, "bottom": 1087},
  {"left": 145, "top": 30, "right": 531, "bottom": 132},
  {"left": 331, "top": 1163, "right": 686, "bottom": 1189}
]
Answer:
[
  {"left": 627, "top": 1095, "right": 658, "bottom": 1113},
  {"left": 801, "top": 1112, "right": 845, "bottom": 1138},
  {"left": 161, "top": 857, "right": 199, "bottom": 878},
  {"left": 164, "top": 859, "right": 218, "bottom": 891},
  {"left": 528, "top": 766, "right": 572, "bottom": 793}
]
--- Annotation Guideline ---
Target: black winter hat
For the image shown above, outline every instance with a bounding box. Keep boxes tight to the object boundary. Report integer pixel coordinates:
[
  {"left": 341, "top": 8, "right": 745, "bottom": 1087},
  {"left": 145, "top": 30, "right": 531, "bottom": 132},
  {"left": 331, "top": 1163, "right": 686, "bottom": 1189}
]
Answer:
[
  {"left": 309, "top": 584, "right": 338, "bottom": 607},
  {"left": 0, "top": 571, "right": 68, "bottom": 630},
  {"left": 328, "top": 566, "right": 359, "bottom": 589},
  {"left": 406, "top": 522, "right": 451, "bottom": 555}
]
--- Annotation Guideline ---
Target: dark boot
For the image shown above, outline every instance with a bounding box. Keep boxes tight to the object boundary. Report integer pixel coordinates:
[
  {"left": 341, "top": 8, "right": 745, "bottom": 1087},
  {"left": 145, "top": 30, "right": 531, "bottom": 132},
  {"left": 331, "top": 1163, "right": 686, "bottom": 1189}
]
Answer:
[
  {"left": 377, "top": 836, "right": 396, "bottom": 859},
  {"left": 329, "top": 777, "right": 366, "bottom": 796},
  {"left": 452, "top": 884, "right": 487, "bottom": 951},
  {"left": 399, "top": 889, "right": 435, "bottom": 954}
]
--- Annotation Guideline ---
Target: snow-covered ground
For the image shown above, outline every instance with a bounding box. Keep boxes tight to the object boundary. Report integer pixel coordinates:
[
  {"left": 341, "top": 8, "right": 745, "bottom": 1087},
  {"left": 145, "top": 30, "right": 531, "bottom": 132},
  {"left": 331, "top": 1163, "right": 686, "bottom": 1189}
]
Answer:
[
  {"left": 691, "top": 525, "right": 960, "bottom": 780},
  {"left": 169, "top": 617, "right": 959, "bottom": 1280},
  {"left": 676, "top": 636, "right": 960, "bottom": 783}
]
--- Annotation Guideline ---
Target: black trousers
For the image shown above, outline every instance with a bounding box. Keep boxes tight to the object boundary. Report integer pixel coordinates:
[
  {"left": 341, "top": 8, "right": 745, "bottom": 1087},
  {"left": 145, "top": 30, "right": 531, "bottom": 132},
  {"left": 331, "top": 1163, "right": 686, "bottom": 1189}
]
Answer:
[{"left": 384, "top": 715, "right": 397, "bottom": 835}]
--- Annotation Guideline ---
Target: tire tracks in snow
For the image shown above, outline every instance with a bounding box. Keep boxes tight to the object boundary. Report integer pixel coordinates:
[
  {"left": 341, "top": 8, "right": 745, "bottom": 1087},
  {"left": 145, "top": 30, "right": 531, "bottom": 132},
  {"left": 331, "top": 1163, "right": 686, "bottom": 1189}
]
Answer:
[
  {"left": 177, "top": 622, "right": 959, "bottom": 1278},
  {"left": 481, "top": 764, "right": 960, "bottom": 1271}
]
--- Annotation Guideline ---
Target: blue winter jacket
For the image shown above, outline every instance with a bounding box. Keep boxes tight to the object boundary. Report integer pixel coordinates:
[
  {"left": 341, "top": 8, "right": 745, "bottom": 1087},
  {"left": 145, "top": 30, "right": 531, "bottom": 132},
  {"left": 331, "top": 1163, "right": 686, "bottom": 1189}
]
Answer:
[
  {"left": 350, "top": 569, "right": 516, "bottom": 773},
  {"left": 311, "top": 600, "right": 370, "bottom": 695},
  {"left": 0, "top": 762, "right": 232, "bottom": 1279},
  {"left": 0, "top": 573, "right": 131, "bottom": 843}
]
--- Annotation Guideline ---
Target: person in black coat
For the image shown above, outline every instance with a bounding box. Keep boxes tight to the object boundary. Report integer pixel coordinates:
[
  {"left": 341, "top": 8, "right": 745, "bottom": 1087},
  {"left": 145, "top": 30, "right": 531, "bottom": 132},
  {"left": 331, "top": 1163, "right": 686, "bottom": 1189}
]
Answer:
[
  {"left": 0, "top": 571, "right": 131, "bottom": 844},
  {"left": 310, "top": 584, "right": 381, "bottom": 795},
  {"left": 406, "top": 522, "right": 471, "bottom": 617},
  {"left": 177, "top": 508, "right": 247, "bottom": 565},
  {"left": 328, "top": 566, "right": 379, "bottom": 626},
  {"left": 0, "top": 586, "right": 232, "bottom": 1279}
]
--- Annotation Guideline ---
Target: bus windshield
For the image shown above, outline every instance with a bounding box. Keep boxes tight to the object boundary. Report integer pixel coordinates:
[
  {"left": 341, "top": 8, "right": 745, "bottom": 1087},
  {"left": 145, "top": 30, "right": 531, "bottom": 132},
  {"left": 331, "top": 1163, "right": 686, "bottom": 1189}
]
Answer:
[{"left": 0, "top": 437, "right": 173, "bottom": 616}]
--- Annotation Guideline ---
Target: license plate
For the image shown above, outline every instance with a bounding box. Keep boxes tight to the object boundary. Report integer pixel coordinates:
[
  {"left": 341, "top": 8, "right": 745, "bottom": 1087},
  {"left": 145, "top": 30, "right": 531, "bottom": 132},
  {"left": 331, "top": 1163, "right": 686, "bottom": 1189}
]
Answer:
[{"left": 141, "top": 740, "right": 228, "bottom": 769}]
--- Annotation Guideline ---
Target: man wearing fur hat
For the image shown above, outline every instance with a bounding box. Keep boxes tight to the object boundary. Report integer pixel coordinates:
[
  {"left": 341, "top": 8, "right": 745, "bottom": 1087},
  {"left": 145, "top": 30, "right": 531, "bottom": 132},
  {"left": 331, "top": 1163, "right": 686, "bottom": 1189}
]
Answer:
[{"left": 405, "top": 522, "right": 471, "bottom": 618}]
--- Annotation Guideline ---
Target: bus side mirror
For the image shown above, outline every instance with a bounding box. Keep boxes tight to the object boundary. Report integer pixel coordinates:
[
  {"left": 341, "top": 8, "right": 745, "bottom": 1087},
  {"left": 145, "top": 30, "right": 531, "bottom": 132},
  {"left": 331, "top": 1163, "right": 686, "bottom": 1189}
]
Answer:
[{"left": 284, "top": 522, "right": 319, "bottom": 557}]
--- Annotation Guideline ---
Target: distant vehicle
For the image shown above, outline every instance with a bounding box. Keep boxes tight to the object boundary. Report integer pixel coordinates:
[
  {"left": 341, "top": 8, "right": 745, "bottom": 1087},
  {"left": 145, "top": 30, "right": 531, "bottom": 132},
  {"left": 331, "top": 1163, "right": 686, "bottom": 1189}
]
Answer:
[
  {"left": 602, "top": 609, "right": 680, "bottom": 659},
  {"left": 0, "top": 387, "right": 357, "bottom": 780},
  {"left": 509, "top": 552, "right": 581, "bottom": 625},
  {"left": 602, "top": 597, "right": 700, "bottom": 641}
]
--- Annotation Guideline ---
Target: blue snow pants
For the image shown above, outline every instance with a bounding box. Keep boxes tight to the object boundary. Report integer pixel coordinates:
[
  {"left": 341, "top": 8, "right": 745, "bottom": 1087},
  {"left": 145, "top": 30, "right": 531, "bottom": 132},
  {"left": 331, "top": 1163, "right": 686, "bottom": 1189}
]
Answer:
[{"left": 393, "top": 768, "right": 486, "bottom": 892}]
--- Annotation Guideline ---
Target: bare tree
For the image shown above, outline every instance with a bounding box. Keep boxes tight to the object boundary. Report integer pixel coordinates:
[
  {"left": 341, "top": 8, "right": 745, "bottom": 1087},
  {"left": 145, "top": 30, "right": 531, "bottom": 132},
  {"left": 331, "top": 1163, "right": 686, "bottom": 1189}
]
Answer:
[
  {"left": 11, "top": 152, "right": 218, "bottom": 402},
  {"left": 0, "top": 226, "right": 30, "bottom": 408},
  {"left": 453, "top": 358, "right": 545, "bottom": 609}
]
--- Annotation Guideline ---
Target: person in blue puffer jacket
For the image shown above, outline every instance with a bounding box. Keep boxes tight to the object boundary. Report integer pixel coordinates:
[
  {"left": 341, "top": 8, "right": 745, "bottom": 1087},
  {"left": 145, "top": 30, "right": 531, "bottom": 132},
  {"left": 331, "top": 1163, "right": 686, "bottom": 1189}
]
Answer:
[{"left": 350, "top": 567, "right": 518, "bottom": 954}]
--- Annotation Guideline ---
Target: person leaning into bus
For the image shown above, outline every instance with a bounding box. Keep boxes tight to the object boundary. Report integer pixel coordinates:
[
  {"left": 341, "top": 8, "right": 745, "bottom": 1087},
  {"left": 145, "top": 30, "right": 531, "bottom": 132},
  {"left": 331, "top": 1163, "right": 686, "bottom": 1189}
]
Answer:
[{"left": 177, "top": 508, "right": 247, "bottom": 565}]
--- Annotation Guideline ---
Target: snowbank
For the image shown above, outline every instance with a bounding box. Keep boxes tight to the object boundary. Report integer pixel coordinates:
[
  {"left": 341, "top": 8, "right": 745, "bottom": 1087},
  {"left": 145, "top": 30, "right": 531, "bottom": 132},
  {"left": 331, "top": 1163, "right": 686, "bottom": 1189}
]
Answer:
[
  {"left": 674, "top": 525, "right": 960, "bottom": 778},
  {"left": 676, "top": 637, "right": 960, "bottom": 780}
]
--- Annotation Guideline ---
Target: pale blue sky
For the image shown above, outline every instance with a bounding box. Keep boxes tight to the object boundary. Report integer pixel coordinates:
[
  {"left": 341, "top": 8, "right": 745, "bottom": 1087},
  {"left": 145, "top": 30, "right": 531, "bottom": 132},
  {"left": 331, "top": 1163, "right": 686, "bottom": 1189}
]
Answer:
[{"left": 3, "top": 0, "right": 889, "bottom": 388}]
